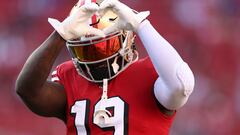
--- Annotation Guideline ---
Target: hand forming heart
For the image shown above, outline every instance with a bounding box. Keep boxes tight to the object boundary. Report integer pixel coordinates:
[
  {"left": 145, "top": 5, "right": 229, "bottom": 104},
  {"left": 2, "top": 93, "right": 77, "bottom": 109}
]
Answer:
[{"left": 48, "top": 0, "right": 150, "bottom": 41}]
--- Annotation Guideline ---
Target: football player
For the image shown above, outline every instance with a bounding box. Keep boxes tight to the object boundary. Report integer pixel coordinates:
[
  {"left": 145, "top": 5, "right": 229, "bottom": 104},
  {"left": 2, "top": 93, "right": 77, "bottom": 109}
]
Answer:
[{"left": 16, "top": 0, "right": 195, "bottom": 134}]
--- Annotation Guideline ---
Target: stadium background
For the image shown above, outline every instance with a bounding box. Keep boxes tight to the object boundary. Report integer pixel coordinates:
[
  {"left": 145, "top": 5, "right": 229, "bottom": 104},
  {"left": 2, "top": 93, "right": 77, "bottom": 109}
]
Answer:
[{"left": 0, "top": 0, "right": 239, "bottom": 134}]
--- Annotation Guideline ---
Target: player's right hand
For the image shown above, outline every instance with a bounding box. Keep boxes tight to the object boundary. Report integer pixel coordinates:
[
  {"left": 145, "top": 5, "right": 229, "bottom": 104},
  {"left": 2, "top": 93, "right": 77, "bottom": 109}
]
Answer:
[
  {"left": 99, "top": 0, "right": 150, "bottom": 34},
  {"left": 48, "top": 2, "right": 105, "bottom": 40}
]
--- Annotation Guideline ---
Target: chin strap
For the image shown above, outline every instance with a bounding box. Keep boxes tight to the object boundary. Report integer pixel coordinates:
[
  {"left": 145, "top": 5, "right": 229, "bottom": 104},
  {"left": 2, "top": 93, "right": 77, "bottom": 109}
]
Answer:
[
  {"left": 102, "top": 79, "right": 108, "bottom": 100},
  {"left": 93, "top": 79, "right": 112, "bottom": 126}
]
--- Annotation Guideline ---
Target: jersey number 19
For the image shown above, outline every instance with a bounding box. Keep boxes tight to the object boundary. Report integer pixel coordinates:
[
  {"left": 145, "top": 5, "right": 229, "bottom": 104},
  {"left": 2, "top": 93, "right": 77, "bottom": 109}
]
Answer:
[{"left": 71, "top": 97, "right": 128, "bottom": 135}]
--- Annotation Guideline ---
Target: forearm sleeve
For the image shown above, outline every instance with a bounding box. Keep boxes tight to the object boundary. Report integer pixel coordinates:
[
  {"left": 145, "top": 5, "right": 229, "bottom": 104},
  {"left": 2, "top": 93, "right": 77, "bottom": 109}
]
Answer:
[{"left": 137, "top": 20, "right": 195, "bottom": 110}]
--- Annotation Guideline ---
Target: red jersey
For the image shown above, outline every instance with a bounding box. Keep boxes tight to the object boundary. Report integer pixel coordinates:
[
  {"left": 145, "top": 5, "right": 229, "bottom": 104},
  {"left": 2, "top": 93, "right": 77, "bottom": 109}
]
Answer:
[{"left": 52, "top": 57, "right": 175, "bottom": 135}]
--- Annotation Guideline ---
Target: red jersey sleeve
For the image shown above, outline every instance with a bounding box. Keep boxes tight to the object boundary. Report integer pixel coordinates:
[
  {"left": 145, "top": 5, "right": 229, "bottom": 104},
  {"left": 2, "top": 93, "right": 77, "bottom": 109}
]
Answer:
[
  {"left": 51, "top": 66, "right": 61, "bottom": 83},
  {"left": 51, "top": 60, "right": 76, "bottom": 85}
]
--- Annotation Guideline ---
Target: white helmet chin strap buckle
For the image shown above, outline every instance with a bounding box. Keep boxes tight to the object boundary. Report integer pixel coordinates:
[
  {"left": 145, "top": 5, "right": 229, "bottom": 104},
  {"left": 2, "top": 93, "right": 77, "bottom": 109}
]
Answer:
[{"left": 93, "top": 79, "right": 112, "bottom": 126}]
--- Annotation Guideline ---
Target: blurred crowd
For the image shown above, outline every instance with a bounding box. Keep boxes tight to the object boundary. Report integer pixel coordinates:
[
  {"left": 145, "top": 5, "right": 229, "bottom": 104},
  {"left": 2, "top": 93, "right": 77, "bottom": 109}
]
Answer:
[{"left": 0, "top": 0, "right": 239, "bottom": 135}]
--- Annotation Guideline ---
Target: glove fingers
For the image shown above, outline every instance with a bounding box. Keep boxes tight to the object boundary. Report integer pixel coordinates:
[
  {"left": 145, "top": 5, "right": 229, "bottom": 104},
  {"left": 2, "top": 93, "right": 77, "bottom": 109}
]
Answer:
[
  {"left": 48, "top": 18, "right": 66, "bottom": 36},
  {"left": 48, "top": 18, "right": 62, "bottom": 31},
  {"left": 103, "top": 23, "right": 119, "bottom": 35},
  {"left": 99, "top": 0, "right": 119, "bottom": 16},
  {"left": 100, "top": 0, "right": 117, "bottom": 9},
  {"left": 88, "top": 27, "right": 106, "bottom": 37},
  {"left": 81, "top": 3, "right": 99, "bottom": 13}
]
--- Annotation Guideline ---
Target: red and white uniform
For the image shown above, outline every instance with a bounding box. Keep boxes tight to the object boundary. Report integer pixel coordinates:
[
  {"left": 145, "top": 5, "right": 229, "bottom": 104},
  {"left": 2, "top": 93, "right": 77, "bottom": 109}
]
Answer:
[{"left": 52, "top": 57, "right": 175, "bottom": 135}]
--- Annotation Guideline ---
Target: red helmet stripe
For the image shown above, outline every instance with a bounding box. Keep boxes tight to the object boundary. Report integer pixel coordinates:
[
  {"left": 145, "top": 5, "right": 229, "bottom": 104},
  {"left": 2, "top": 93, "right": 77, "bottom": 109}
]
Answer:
[
  {"left": 91, "top": 0, "right": 97, "bottom": 28},
  {"left": 92, "top": 15, "right": 98, "bottom": 28}
]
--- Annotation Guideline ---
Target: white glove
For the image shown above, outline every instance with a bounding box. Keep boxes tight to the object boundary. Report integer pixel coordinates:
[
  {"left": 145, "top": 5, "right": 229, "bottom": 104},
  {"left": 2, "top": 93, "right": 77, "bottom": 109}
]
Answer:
[
  {"left": 48, "top": 3, "right": 105, "bottom": 40},
  {"left": 99, "top": 0, "right": 150, "bottom": 34}
]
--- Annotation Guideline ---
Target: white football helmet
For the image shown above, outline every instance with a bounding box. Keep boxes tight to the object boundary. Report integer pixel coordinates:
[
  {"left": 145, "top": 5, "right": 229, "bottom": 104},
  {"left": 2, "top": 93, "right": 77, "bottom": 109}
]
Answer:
[{"left": 66, "top": 0, "right": 138, "bottom": 83}]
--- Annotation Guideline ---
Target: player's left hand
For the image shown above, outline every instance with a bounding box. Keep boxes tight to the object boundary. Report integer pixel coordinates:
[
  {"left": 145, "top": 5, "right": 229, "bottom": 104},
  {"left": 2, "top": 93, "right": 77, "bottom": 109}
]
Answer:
[{"left": 99, "top": 0, "right": 150, "bottom": 34}]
